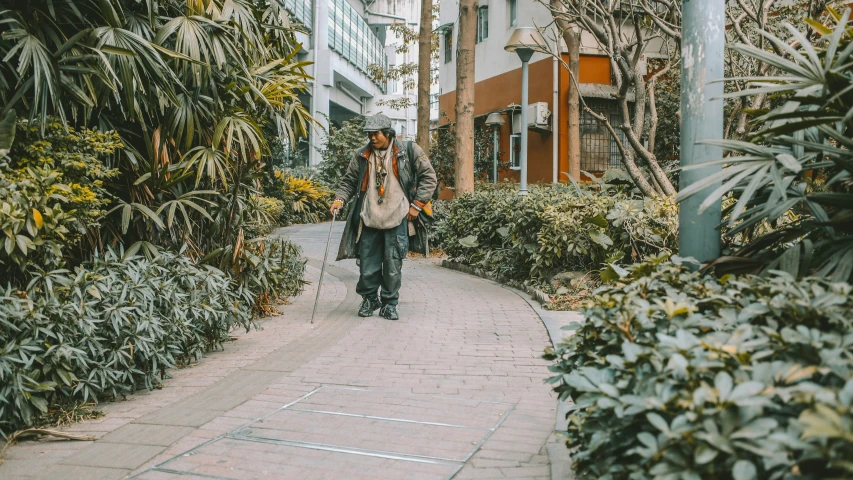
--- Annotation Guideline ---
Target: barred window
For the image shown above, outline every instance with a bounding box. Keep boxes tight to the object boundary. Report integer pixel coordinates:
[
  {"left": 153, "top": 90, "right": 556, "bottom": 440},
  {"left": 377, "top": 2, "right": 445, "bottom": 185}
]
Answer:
[{"left": 580, "top": 100, "right": 626, "bottom": 172}]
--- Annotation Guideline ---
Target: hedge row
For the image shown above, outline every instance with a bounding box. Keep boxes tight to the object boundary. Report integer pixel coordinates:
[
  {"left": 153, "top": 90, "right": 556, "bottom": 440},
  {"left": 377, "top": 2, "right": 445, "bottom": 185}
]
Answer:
[
  {"left": 432, "top": 182, "right": 678, "bottom": 285},
  {"left": 545, "top": 255, "right": 853, "bottom": 479}
]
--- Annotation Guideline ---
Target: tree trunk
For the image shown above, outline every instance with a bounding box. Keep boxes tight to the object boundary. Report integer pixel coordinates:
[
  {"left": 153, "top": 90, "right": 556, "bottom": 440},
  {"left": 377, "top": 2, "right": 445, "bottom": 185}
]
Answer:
[
  {"left": 454, "top": 0, "right": 477, "bottom": 194},
  {"left": 565, "top": 29, "right": 581, "bottom": 182},
  {"left": 416, "top": 0, "right": 433, "bottom": 155}
]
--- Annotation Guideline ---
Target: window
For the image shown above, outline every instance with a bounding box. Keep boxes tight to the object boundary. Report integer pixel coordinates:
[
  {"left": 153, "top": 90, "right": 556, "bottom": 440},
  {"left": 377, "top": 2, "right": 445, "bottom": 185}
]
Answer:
[
  {"left": 476, "top": 7, "right": 489, "bottom": 43},
  {"left": 444, "top": 30, "right": 453, "bottom": 63},
  {"left": 579, "top": 100, "right": 627, "bottom": 172},
  {"left": 510, "top": 134, "right": 521, "bottom": 169},
  {"left": 508, "top": 0, "right": 518, "bottom": 27}
]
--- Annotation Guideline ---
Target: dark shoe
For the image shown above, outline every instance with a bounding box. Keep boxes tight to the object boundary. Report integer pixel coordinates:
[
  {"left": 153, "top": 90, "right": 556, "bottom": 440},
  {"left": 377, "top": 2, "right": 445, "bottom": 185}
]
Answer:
[
  {"left": 358, "top": 297, "right": 380, "bottom": 317},
  {"left": 379, "top": 304, "right": 399, "bottom": 321}
]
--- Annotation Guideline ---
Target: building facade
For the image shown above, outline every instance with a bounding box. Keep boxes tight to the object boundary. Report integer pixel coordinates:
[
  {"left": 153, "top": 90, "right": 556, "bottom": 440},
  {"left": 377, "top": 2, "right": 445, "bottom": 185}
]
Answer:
[
  {"left": 284, "top": 0, "right": 431, "bottom": 166},
  {"left": 437, "top": 0, "right": 661, "bottom": 183}
]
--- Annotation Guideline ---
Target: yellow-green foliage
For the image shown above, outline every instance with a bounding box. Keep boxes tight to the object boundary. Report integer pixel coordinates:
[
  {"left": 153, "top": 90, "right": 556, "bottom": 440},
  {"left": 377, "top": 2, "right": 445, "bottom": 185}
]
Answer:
[
  {"left": 0, "top": 120, "right": 121, "bottom": 281},
  {"left": 269, "top": 169, "right": 332, "bottom": 225}
]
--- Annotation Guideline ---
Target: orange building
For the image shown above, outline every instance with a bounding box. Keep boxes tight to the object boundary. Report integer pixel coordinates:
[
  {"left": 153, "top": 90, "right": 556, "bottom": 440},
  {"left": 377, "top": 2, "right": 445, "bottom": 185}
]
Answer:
[{"left": 436, "top": 0, "right": 651, "bottom": 187}]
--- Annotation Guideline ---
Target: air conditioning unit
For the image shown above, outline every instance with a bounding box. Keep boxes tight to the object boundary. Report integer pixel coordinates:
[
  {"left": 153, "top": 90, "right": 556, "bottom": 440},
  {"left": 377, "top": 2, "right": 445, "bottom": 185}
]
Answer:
[{"left": 511, "top": 102, "right": 551, "bottom": 134}]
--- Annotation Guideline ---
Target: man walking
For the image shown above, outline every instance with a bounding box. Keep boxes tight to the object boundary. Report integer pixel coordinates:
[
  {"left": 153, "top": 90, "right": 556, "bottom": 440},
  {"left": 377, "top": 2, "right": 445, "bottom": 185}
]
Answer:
[{"left": 330, "top": 114, "right": 437, "bottom": 320}]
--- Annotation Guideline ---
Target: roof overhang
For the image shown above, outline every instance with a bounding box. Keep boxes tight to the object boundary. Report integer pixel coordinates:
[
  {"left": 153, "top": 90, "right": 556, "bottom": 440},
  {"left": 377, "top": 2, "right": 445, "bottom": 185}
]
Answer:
[
  {"left": 434, "top": 22, "right": 453, "bottom": 33},
  {"left": 578, "top": 83, "right": 636, "bottom": 103}
]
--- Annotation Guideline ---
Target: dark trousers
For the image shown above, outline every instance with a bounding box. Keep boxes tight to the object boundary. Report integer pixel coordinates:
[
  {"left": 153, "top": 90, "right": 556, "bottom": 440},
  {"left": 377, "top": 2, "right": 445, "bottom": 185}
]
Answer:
[{"left": 356, "top": 219, "right": 408, "bottom": 305}]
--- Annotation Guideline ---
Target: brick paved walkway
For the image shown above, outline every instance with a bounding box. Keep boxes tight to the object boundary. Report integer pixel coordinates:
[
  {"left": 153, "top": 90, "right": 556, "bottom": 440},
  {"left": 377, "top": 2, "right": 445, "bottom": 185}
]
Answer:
[{"left": 0, "top": 222, "right": 569, "bottom": 480}]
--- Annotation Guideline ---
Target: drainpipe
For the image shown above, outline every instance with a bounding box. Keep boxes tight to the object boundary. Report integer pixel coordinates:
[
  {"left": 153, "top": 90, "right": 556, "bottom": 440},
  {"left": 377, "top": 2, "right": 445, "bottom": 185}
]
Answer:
[{"left": 552, "top": 31, "right": 559, "bottom": 184}]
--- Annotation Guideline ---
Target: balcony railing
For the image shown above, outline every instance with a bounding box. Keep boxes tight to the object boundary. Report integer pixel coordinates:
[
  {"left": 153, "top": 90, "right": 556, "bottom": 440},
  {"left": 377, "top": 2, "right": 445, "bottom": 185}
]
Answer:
[{"left": 328, "top": 0, "right": 387, "bottom": 91}]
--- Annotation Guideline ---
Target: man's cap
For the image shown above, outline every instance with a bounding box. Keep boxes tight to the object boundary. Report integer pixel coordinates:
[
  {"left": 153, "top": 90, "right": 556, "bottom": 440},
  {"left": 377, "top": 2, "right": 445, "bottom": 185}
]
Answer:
[{"left": 363, "top": 114, "right": 392, "bottom": 133}]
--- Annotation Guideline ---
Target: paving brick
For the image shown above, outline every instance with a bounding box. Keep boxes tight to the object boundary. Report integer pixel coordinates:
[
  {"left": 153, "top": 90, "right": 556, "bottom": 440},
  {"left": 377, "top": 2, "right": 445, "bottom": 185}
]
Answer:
[
  {"left": 0, "top": 222, "right": 576, "bottom": 479},
  {"left": 60, "top": 442, "right": 165, "bottom": 470},
  {"left": 99, "top": 424, "right": 194, "bottom": 447}
]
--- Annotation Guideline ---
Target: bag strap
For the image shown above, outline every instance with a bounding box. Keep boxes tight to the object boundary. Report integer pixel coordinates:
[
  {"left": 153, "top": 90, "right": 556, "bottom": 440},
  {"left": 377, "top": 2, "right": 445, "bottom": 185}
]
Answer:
[{"left": 407, "top": 140, "right": 416, "bottom": 179}]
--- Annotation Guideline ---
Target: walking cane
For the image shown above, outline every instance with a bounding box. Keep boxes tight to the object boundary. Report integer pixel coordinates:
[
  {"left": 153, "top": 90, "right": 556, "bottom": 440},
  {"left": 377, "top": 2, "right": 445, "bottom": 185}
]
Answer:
[{"left": 310, "top": 211, "right": 337, "bottom": 324}]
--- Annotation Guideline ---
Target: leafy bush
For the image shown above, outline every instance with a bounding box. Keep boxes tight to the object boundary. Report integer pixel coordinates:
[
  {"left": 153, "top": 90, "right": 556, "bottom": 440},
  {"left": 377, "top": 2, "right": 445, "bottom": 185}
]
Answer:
[
  {"left": 317, "top": 116, "right": 366, "bottom": 188},
  {"left": 0, "top": 121, "right": 121, "bottom": 282},
  {"left": 0, "top": 248, "right": 253, "bottom": 432},
  {"left": 434, "top": 181, "right": 678, "bottom": 284},
  {"left": 266, "top": 169, "right": 332, "bottom": 226},
  {"left": 545, "top": 255, "right": 853, "bottom": 479},
  {"left": 244, "top": 195, "right": 285, "bottom": 239},
  {"left": 226, "top": 238, "right": 306, "bottom": 317}
]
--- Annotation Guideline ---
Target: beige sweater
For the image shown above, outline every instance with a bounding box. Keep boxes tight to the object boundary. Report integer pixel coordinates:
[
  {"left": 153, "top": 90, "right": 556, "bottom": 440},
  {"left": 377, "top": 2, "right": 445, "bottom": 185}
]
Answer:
[{"left": 360, "top": 147, "right": 409, "bottom": 229}]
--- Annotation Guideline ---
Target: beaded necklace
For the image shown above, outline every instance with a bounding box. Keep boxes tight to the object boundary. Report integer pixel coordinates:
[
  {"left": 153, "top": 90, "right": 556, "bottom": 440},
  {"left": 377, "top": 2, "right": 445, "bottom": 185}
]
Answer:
[{"left": 374, "top": 147, "right": 389, "bottom": 204}]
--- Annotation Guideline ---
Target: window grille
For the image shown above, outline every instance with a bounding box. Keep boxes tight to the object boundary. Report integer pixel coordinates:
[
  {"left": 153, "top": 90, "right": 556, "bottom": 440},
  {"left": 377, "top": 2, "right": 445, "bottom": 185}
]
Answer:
[
  {"left": 580, "top": 100, "right": 626, "bottom": 172},
  {"left": 444, "top": 30, "right": 453, "bottom": 63}
]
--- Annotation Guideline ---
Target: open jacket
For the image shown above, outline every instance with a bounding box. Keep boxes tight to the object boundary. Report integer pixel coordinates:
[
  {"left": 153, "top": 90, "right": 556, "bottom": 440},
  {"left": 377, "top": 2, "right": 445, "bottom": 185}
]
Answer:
[{"left": 334, "top": 138, "right": 437, "bottom": 261}]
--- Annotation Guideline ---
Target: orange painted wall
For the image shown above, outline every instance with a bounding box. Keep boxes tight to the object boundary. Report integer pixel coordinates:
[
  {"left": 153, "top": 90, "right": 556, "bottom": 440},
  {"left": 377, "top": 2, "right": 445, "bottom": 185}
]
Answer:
[
  {"left": 578, "top": 55, "right": 611, "bottom": 84},
  {"left": 437, "top": 54, "right": 611, "bottom": 186}
]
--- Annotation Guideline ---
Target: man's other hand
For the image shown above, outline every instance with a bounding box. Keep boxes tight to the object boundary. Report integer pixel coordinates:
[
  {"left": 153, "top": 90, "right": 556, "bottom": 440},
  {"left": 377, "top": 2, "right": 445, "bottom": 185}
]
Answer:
[{"left": 406, "top": 206, "right": 420, "bottom": 221}]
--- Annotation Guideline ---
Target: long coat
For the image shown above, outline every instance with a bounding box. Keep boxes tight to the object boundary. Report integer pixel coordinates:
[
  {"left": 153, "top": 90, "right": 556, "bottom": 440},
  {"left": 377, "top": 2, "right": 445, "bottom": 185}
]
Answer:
[{"left": 334, "top": 138, "right": 438, "bottom": 261}]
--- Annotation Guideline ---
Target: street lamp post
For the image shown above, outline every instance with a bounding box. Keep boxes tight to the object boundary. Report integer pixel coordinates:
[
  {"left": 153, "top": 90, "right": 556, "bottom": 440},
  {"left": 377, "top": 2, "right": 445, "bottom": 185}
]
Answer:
[
  {"left": 679, "top": 0, "right": 724, "bottom": 263},
  {"left": 485, "top": 112, "right": 505, "bottom": 184},
  {"left": 505, "top": 27, "right": 546, "bottom": 196}
]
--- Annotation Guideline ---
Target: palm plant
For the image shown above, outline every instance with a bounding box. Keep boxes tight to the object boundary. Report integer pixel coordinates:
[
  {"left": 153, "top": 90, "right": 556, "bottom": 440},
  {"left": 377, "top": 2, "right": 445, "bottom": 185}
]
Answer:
[
  {"left": 678, "top": 8, "right": 853, "bottom": 281},
  {"left": 0, "top": 0, "right": 313, "bottom": 270}
]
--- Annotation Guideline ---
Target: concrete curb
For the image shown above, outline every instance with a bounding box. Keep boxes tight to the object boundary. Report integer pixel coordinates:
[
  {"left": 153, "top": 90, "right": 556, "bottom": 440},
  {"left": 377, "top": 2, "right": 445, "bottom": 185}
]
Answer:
[{"left": 438, "top": 259, "right": 577, "bottom": 479}]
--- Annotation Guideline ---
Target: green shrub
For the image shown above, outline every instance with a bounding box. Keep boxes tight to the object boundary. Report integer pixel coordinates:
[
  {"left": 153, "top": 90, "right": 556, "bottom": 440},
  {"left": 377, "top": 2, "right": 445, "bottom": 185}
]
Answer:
[
  {"left": 266, "top": 169, "right": 332, "bottom": 226},
  {"left": 244, "top": 195, "right": 285, "bottom": 239},
  {"left": 316, "top": 116, "right": 365, "bottom": 188},
  {"left": 545, "top": 255, "right": 853, "bottom": 479},
  {"left": 228, "top": 238, "right": 306, "bottom": 317},
  {"left": 434, "top": 182, "right": 678, "bottom": 284},
  {"left": 0, "top": 248, "right": 252, "bottom": 432},
  {"left": 0, "top": 120, "right": 121, "bottom": 282}
]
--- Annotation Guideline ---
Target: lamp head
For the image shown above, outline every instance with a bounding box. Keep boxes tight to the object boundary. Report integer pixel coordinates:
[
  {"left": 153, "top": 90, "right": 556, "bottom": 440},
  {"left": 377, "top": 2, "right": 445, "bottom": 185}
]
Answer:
[
  {"left": 505, "top": 27, "right": 547, "bottom": 60},
  {"left": 485, "top": 112, "right": 505, "bottom": 127}
]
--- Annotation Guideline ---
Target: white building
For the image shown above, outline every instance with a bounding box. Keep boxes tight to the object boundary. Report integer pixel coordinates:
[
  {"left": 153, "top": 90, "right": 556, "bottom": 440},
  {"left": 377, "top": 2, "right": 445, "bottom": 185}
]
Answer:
[{"left": 284, "top": 0, "right": 430, "bottom": 166}]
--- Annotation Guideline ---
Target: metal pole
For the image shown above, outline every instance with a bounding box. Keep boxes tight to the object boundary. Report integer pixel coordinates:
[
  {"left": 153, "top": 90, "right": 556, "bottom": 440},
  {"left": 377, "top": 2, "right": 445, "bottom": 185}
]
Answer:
[
  {"left": 310, "top": 213, "right": 337, "bottom": 324},
  {"left": 518, "top": 48, "right": 533, "bottom": 196},
  {"left": 492, "top": 126, "right": 499, "bottom": 183},
  {"left": 679, "top": 0, "right": 724, "bottom": 262},
  {"left": 552, "top": 30, "right": 559, "bottom": 184}
]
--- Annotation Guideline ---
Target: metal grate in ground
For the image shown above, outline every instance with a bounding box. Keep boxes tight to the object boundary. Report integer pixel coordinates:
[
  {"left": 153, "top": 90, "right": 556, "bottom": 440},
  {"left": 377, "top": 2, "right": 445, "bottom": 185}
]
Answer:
[{"left": 131, "top": 386, "right": 516, "bottom": 480}]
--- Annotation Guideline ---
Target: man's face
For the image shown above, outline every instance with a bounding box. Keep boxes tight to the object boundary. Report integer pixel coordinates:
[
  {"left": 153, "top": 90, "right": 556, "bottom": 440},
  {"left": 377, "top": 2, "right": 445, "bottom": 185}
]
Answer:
[{"left": 367, "top": 130, "right": 390, "bottom": 149}]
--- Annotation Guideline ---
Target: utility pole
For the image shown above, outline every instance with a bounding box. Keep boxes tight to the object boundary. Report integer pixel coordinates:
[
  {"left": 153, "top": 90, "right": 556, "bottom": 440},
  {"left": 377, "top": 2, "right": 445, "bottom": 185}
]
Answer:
[{"left": 679, "top": 0, "right": 723, "bottom": 262}]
